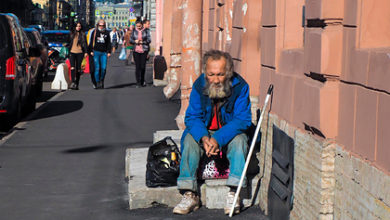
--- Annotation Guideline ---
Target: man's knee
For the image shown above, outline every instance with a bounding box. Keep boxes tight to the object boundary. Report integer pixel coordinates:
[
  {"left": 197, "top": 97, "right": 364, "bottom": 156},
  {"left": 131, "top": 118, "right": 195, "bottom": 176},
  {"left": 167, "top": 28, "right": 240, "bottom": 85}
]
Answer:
[
  {"left": 182, "top": 133, "right": 204, "bottom": 155},
  {"left": 229, "top": 133, "right": 248, "bottom": 146}
]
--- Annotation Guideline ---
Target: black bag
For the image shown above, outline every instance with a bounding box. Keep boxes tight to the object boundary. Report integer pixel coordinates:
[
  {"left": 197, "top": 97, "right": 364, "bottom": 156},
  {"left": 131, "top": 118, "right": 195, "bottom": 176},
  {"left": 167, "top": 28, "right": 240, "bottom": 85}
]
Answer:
[
  {"left": 153, "top": 55, "right": 167, "bottom": 80},
  {"left": 145, "top": 136, "right": 181, "bottom": 187}
]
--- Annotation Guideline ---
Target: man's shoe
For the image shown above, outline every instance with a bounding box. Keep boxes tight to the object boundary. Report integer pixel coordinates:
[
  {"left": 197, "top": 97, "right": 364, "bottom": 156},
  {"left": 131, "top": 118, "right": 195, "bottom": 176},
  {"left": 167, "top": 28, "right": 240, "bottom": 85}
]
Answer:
[
  {"left": 173, "top": 191, "right": 200, "bottom": 215},
  {"left": 224, "top": 191, "right": 240, "bottom": 215}
]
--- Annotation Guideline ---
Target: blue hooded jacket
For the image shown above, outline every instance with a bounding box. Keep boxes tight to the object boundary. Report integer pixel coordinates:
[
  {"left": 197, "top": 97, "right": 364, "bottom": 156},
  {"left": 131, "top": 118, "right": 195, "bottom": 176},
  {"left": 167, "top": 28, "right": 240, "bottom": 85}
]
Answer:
[{"left": 181, "top": 72, "right": 252, "bottom": 150}]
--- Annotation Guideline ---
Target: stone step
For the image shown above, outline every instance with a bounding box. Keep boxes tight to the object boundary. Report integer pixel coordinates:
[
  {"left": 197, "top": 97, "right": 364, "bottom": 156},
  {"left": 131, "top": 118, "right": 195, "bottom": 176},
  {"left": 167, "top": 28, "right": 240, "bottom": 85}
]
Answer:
[{"left": 126, "top": 130, "right": 260, "bottom": 210}]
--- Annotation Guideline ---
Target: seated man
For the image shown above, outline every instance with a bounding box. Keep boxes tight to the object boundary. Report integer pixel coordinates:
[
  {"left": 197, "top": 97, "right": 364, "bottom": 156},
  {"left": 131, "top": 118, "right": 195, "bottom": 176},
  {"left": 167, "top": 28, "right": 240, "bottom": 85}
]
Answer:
[{"left": 173, "top": 50, "right": 252, "bottom": 215}]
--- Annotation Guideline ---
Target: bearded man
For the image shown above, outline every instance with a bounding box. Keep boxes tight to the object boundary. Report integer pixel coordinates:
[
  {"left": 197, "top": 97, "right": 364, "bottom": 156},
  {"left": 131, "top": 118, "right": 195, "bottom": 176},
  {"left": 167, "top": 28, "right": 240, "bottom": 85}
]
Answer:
[{"left": 173, "top": 50, "right": 252, "bottom": 215}]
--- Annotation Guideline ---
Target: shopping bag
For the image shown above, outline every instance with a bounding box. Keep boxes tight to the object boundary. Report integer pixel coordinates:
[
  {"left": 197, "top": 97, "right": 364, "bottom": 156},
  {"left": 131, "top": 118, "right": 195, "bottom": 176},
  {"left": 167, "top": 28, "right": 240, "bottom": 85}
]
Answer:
[
  {"left": 84, "top": 55, "right": 90, "bottom": 74},
  {"left": 81, "top": 57, "right": 87, "bottom": 71},
  {"left": 146, "top": 136, "right": 181, "bottom": 187},
  {"left": 119, "top": 47, "right": 126, "bottom": 60},
  {"left": 198, "top": 151, "right": 230, "bottom": 179}
]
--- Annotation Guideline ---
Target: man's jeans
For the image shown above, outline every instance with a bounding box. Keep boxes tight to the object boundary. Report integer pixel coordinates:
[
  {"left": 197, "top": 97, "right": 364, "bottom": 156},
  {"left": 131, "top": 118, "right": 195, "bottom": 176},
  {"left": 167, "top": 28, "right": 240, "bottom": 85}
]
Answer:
[
  {"left": 177, "top": 133, "right": 248, "bottom": 192},
  {"left": 93, "top": 50, "right": 107, "bottom": 82}
]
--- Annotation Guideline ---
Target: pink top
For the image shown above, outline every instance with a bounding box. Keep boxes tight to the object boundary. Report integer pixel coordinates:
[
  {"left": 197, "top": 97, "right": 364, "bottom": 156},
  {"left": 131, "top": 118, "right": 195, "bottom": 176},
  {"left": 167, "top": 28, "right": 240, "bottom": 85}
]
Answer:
[{"left": 135, "top": 29, "right": 144, "bottom": 53}]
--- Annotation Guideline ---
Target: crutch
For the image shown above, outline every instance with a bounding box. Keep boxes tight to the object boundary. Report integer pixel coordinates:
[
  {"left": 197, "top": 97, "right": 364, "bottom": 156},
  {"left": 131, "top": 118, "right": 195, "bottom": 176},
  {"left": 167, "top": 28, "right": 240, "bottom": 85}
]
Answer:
[{"left": 229, "top": 84, "right": 274, "bottom": 217}]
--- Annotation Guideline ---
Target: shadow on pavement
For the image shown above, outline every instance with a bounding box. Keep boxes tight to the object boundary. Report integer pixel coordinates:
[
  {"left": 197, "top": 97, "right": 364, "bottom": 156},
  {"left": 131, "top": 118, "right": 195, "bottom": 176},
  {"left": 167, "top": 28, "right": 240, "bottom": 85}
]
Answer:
[
  {"left": 36, "top": 91, "right": 58, "bottom": 103},
  {"left": 63, "top": 145, "right": 108, "bottom": 154},
  {"left": 106, "top": 83, "right": 138, "bottom": 89},
  {"left": 27, "top": 100, "right": 83, "bottom": 121}
]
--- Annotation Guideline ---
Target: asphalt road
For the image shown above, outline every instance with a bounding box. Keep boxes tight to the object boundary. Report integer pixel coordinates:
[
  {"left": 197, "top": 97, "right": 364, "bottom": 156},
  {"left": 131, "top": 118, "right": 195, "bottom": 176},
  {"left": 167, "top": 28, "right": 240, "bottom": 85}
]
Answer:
[{"left": 0, "top": 52, "right": 268, "bottom": 220}]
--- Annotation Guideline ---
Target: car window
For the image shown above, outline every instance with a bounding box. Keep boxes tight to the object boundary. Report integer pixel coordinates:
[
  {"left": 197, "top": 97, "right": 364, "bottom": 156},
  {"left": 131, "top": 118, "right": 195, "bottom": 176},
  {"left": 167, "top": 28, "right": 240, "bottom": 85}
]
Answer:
[
  {"left": 0, "top": 16, "right": 12, "bottom": 58},
  {"left": 44, "top": 33, "right": 69, "bottom": 44}
]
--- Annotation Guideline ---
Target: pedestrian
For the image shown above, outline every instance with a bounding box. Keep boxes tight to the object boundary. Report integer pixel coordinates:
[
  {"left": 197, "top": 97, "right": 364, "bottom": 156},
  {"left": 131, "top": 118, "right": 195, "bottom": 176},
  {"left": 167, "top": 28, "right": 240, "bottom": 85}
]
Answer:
[
  {"left": 123, "top": 25, "right": 134, "bottom": 65},
  {"left": 86, "top": 27, "right": 96, "bottom": 88},
  {"left": 142, "top": 19, "right": 151, "bottom": 61},
  {"left": 68, "top": 22, "right": 88, "bottom": 90},
  {"left": 88, "top": 19, "right": 112, "bottom": 89},
  {"left": 172, "top": 50, "right": 252, "bottom": 216},
  {"left": 110, "top": 27, "right": 119, "bottom": 53},
  {"left": 130, "top": 20, "right": 151, "bottom": 87}
]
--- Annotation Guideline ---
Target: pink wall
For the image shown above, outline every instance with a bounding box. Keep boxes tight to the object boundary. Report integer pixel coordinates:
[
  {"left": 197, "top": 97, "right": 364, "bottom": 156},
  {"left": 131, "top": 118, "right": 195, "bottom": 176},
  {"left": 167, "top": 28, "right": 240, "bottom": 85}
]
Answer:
[{"left": 160, "top": 0, "right": 390, "bottom": 172}]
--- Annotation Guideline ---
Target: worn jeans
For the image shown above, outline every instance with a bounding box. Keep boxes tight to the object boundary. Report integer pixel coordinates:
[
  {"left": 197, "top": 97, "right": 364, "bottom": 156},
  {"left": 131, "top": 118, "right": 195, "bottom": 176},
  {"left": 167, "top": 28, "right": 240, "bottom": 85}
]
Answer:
[
  {"left": 93, "top": 50, "right": 107, "bottom": 83},
  {"left": 177, "top": 132, "right": 248, "bottom": 192}
]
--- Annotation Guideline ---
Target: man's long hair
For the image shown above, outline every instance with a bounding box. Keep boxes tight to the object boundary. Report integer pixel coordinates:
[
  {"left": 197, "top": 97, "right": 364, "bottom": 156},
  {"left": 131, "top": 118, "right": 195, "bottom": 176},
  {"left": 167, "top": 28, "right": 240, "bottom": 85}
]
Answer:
[{"left": 202, "top": 50, "right": 234, "bottom": 99}]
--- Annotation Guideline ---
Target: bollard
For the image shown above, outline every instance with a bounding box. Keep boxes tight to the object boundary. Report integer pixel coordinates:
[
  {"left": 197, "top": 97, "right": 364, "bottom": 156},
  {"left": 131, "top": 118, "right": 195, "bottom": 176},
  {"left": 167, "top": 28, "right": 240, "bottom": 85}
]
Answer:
[{"left": 51, "top": 63, "right": 71, "bottom": 90}]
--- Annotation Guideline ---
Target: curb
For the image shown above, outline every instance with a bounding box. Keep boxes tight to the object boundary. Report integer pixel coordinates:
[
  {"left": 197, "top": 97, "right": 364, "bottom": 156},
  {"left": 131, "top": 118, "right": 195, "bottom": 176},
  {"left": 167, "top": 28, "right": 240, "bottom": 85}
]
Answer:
[{"left": 0, "top": 91, "right": 65, "bottom": 146}]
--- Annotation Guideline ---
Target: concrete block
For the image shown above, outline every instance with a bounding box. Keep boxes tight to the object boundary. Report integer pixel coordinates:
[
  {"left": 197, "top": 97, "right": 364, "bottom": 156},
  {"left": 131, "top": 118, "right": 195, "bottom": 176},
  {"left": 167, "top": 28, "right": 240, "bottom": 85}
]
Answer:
[
  {"left": 271, "top": 73, "right": 296, "bottom": 122},
  {"left": 230, "top": 27, "right": 243, "bottom": 59},
  {"left": 344, "top": 0, "right": 361, "bottom": 26},
  {"left": 203, "top": 177, "right": 260, "bottom": 209},
  {"left": 127, "top": 148, "right": 182, "bottom": 209},
  {"left": 261, "top": 27, "right": 282, "bottom": 69},
  {"left": 259, "top": 66, "right": 274, "bottom": 110},
  {"left": 305, "top": 0, "right": 344, "bottom": 20},
  {"left": 304, "top": 26, "right": 343, "bottom": 76},
  {"left": 232, "top": 0, "right": 243, "bottom": 27},
  {"left": 337, "top": 83, "right": 356, "bottom": 151},
  {"left": 354, "top": 87, "right": 378, "bottom": 161},
  {"left": 153, "top": 130, "right": 183, "bottom": 146},
  {"left": 349, "top": 49, "right": 370, "bottom": 85},
  {"left": 367, "top": 49, "right": 390, "bottom": 93},
  {"left": 262, "top": 0, "right": 284, "bottom": 26},
  {"left": 279, "top": 49, "right": 304, "bottom": 76},
  {"left": 209, "top": 8, "right": 215, "bottom": 31},
  {"left": 233, "top": 59, "right": 241, "bottom": 74},
  {"left": 359, "top": 0, "right": 390, "bottom": 48},
  {"left": 283, "top": 0, "right": 305, "bottom": 49},
  {"left": 376, "top": 93, "right": 390, "bottom": 171},
  {"left": 293, "top": 78, "right": 339, "bottom": 138},
  {"left": 51, "top": 63, "right": 70, "bottom": 90}
]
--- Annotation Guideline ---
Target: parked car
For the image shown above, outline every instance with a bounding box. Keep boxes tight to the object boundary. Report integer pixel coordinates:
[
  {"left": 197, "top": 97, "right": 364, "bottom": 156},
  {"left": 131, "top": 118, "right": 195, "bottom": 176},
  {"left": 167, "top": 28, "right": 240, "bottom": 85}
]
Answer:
[
  {"left": 27, "top": 25, "right": 45, "bottom": 35},
  {"left": 24, "top": 28, "right": 48, "bottom": 97},
  {"left": 42, "top": 30, "right": 70, "bottom": 71},
  {"left": 0, "top": 13, "right": 40, "bottom": 129}
]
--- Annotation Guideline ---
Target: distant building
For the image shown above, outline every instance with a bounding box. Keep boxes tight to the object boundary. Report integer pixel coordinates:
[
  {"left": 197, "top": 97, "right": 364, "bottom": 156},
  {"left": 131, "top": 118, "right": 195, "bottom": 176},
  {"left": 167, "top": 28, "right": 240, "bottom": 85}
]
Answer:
[
  {"left": 0, "top": 0, "right": 35, "bottom": 25},
  {"left": 95, "top": 2, "right": 131, "bottom": 29}
]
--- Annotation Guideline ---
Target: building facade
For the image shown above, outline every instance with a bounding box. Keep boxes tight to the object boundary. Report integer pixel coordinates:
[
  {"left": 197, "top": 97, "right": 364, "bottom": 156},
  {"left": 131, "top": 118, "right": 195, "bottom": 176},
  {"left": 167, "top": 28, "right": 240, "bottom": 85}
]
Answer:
[
  {"left": 95, "top": 3, "right": 131, "bottom": 29},
  {"left": 158, "top": 1, "right": 390, "bottom": 219}
]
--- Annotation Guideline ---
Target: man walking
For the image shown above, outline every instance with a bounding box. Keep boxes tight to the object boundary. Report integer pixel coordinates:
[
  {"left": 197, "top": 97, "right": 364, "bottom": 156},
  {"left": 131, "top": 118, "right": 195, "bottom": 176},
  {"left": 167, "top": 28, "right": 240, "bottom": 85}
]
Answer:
[
  {"left": 88, "top": 19, "right": 111, "bottom": 89},
  {"left": 173, "top": 50, "right": 252, "bottom": 215}
]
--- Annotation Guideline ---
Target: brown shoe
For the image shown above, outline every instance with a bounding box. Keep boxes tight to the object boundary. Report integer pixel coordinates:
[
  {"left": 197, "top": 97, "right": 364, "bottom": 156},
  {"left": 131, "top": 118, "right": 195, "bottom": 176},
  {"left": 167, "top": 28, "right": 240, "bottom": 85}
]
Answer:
[{"left": 173, "top": 191, "right": 200, "bottom": 215}]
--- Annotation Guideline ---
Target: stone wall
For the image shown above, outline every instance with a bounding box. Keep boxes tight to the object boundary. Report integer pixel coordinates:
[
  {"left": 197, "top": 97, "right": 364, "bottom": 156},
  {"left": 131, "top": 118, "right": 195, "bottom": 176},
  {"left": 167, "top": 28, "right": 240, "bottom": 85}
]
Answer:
[{"left": 257, "top": 112, "right": 390, "bottom": 219}]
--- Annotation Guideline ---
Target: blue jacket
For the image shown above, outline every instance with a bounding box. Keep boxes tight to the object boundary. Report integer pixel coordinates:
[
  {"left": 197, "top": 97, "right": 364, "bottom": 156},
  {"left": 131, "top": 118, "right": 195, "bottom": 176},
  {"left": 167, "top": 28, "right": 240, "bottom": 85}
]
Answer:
[{"left": 181, "top": 73, "right": 252, "bottom": 150}]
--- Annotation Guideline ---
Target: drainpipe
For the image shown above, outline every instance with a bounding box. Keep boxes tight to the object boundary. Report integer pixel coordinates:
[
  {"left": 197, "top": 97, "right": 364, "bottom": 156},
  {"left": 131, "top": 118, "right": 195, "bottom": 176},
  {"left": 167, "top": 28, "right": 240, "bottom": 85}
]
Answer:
[
  {"left": 155, "top": 0, "right": 162, "bottom": 55},
  {"left": 163, "top": 0, "right": 183, "bottom": 99},
  {"left": 176, "top": 0, "right": 203, "bottom": 129}
]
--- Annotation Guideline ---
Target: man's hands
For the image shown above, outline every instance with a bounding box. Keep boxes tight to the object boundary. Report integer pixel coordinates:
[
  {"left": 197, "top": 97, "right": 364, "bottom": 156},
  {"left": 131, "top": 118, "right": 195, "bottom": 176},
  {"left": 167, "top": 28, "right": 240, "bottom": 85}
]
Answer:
[{"left": 201, "top": 136, "right": 220, "bottom": 157}]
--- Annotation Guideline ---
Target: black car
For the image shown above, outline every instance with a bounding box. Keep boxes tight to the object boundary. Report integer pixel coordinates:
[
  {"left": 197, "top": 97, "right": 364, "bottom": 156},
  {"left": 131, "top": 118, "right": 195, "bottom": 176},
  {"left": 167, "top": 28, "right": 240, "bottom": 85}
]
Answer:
[
  {"left": 24, "top": 28, "right": 48, "bottom": 96},
  {"left": 0, "top": 14, "right": 40, "bottom": 129}
]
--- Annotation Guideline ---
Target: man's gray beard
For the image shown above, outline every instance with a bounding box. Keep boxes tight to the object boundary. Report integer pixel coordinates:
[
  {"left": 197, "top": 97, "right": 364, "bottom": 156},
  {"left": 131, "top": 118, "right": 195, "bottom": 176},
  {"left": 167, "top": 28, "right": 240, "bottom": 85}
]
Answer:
[{"left": 204, "top": 79, "right": 232, "bottom": 99}]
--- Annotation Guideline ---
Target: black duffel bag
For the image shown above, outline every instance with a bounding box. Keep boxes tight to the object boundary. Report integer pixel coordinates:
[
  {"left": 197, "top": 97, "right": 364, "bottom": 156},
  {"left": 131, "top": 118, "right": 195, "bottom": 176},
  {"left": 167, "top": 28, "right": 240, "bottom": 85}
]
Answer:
[{"left": 146, "top": 136, "right": 181, "bottom": 187}]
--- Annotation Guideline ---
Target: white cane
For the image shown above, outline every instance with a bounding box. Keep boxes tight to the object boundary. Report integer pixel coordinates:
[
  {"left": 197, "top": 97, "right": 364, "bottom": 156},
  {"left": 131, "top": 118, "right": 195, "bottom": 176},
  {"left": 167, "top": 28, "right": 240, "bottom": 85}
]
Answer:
[{"left": 229, "top": 84, "right": 273, "bottom": 217}]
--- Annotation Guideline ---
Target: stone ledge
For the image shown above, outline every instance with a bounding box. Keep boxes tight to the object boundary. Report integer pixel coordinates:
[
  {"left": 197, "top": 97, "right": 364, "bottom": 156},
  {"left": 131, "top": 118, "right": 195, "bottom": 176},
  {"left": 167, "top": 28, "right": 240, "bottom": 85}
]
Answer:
[{"left": 126, "top": 130, "right": 261, "bottom": 210}]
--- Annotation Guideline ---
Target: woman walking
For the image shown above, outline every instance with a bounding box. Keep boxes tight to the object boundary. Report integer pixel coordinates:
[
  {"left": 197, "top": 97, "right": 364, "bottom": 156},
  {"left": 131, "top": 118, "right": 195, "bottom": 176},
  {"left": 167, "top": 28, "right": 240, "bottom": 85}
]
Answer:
[
  {"left": 68, "top": 22, "right": 88, "bottom": 90},
  {"left": 130, "top": 20, "right": 151, "bottom": 87},
  {"left": 123, "top": 25, "right": 134, "bottom": 65}
]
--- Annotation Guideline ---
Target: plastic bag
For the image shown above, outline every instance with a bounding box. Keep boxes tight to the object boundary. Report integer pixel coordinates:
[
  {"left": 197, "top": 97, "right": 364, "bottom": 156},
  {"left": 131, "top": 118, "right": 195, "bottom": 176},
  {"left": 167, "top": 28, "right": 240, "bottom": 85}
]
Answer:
[
  {"left": 81, "top": 57, "right": 87, "bottom": 71},
  {"left": 119, "top": 47, "right": 126, "bottom": 60},
  {"left": 146, "top": 136, "right": 181, "bottom": 187},
  {"left": 59, "top": 47, "right": 69, "bottom": 59}
]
